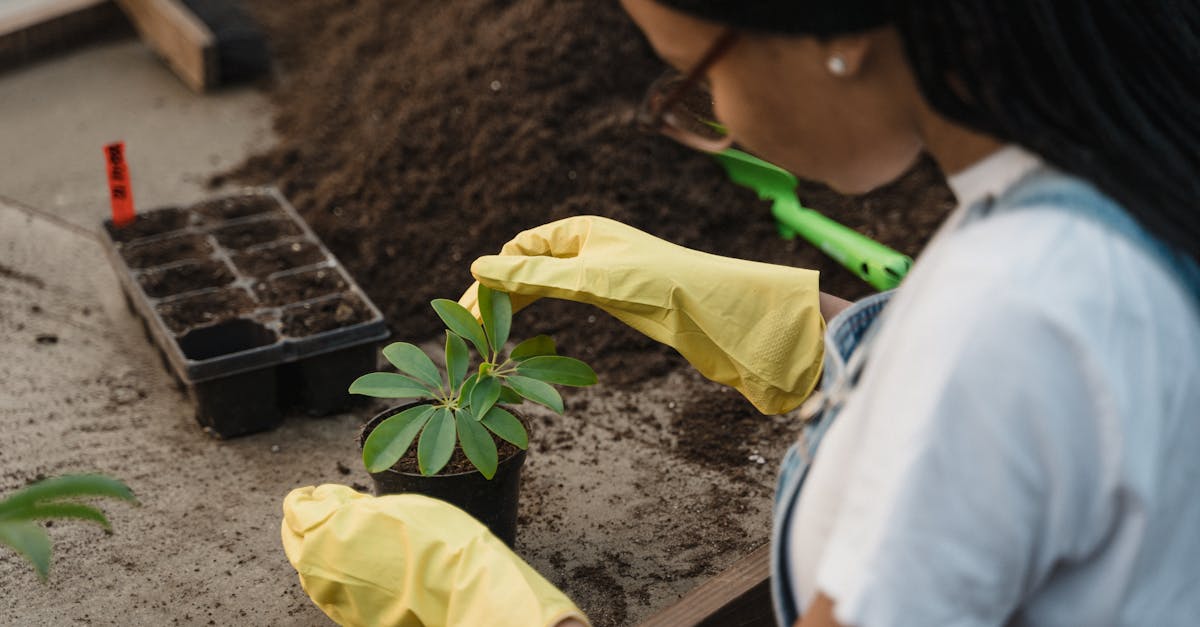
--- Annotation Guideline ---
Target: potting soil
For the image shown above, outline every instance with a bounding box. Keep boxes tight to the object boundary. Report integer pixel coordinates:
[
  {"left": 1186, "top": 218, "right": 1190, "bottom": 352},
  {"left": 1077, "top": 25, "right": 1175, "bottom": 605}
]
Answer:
[{"left": 219, "top": 1, "right": 954, "bottom": 623}]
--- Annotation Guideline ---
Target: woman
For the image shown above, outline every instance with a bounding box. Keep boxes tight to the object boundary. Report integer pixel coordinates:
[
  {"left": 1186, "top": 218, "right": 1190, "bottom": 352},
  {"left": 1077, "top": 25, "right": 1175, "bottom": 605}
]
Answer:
[{"left": 282, "top": 1, "right": 1200, "bottom": 625}]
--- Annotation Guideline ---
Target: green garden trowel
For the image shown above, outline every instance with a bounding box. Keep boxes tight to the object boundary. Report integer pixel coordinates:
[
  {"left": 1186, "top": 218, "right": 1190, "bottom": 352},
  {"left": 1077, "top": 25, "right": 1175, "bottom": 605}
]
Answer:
[{"left": 713, "top": 148, "right": 912, "bottom": 291}]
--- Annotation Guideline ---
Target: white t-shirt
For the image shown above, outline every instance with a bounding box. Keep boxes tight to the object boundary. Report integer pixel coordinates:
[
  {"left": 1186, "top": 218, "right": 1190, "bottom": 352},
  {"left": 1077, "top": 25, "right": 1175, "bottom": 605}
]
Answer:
[{"left": 787, "top": 146, "right": 1200, "bottom": 626}]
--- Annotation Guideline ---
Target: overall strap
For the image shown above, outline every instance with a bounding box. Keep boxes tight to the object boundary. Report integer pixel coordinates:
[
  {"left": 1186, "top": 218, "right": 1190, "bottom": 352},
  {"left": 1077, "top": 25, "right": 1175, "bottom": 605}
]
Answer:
[{"left": 996, "top": 170, "right": 1200, "bottom": 304}]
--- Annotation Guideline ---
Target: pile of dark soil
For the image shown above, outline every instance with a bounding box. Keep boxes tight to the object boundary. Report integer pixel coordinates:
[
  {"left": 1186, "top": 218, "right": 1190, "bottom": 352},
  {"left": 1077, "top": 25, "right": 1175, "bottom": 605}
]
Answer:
[{"left": 220, "top": 0, "right": 954, "bottom": 387}]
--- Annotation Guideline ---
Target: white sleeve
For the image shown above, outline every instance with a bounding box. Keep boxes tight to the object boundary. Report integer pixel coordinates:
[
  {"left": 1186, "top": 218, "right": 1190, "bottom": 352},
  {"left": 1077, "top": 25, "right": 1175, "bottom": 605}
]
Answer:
[{"left": 814, "top": 292, "right": 1118, "bottom": 627}]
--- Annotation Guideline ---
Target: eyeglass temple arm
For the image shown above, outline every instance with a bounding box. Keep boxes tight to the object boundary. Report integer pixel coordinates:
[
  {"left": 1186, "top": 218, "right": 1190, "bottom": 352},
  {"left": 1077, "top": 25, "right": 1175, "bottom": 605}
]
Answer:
[{"left": 655, "top": 29, "right": 740, "bottom": 115}]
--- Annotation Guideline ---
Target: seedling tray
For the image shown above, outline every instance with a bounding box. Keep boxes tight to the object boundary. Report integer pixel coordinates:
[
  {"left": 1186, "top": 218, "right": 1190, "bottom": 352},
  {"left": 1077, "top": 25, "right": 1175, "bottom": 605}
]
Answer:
[{"left": 100, "top": 188, "right": 389, "bottom": 438}]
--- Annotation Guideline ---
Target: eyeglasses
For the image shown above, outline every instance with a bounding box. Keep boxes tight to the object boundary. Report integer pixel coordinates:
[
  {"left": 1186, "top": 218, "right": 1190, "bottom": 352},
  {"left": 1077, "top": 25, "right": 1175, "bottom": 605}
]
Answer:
[{"left": 636, "top": 29, "right": 738, "bottom": 153}]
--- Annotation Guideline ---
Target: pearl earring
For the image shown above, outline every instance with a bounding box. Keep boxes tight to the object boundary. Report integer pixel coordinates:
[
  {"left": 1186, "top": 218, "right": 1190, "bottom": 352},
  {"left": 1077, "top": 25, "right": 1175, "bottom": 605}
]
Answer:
[{"left": 827, "top": 55, "right": 848, "bottom": 76}]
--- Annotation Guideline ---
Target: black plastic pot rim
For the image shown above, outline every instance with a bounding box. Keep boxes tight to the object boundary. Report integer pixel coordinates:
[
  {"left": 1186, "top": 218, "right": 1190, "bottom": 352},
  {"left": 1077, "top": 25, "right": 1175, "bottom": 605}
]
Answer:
[{"left": 360, "top": 402, "right": 529, "bottom": 479}]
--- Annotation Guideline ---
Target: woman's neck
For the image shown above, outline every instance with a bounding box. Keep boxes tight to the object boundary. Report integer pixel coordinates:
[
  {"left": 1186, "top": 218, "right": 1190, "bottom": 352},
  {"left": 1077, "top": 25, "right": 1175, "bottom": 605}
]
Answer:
[{"left": 918, "top": 107, "right": 1004, "bottom": 177}]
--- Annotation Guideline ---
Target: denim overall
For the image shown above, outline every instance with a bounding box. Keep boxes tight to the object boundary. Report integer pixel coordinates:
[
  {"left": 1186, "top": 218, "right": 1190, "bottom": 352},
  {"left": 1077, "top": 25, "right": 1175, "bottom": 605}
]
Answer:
[{"left": 769, "top": 169, "right": 1200, "bottom": 626}]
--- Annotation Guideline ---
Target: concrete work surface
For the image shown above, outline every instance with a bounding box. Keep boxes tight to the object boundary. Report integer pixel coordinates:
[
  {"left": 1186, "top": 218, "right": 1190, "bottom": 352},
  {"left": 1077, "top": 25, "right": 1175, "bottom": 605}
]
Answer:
[{"left": 1, "top": 36, "right": 784, "bottom": 627}]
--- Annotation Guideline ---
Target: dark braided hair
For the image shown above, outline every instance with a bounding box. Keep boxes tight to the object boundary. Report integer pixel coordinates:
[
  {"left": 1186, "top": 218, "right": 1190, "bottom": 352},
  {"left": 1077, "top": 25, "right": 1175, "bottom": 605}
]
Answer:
[
  {"left": 654, "top": 0, "right": 1200, "bottom": 262},
  {"left": 894, "top": 1, "right": 1200, "bottom": 262}
]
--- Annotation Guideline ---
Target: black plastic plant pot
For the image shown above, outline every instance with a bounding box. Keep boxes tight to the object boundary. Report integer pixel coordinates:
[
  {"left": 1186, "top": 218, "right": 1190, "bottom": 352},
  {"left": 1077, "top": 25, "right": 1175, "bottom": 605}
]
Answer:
[
  {"left": 359, "top": 405, "right": 528, "bottom": 547},
  {"left": 99, "top": 188, "right": 389, "bottom": 439}
]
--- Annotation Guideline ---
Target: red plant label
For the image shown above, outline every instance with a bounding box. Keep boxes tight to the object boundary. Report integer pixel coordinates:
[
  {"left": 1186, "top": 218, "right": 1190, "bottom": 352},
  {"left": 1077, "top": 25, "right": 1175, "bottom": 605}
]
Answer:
[{"left": 105, "top": 142, "right": 135, "bottom": 227}]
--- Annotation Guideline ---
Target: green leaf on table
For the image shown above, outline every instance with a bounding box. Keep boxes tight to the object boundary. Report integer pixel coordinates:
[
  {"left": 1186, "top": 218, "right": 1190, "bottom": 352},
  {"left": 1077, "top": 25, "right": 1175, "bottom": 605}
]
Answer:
[
  {"left": 468, "top": 375, "right": 502, "bottom": 418},
  {"left": 445, "top": 332, "right": 469, "bottom": 390},
  {"left": 0, "top": 520, "right": 51, "bottom": 580},
  {"left": 456, "top": 411, "right": 498, "bottom": 479},
  {"left": 417, "top": 408, "right": 457, "bottom": 476},
  {"left": 348, "top": 372, "right": 434, "bottom": 399},
  {"left": 362, "top": 405, "right": 435, "bottom": 473},
  {"left": 382, "top": 342, "right": 442, "bottom": 390},
  {"left": 482, "top": 406, "right": 528, "bottom": 449},
  {"left": 478, "top": 286, "right": 512, "bottom": 353},
  {"left": 12, "top": 504, "right": 111, "bottom": 529},
  {"left": 506, "top": 375, "right": 564, "bottom": 414},
  {"left": 510, "top": 335, "right": 556, "bottom": 361},
  {"left": 516, "top": 356, "right": 598, "bottom": 387},
  {"left": 431, "top": 299, "right": 490, "bottom": 358},
  {"left": 0, "top": 475, "right": 135, "bottom": 515}
]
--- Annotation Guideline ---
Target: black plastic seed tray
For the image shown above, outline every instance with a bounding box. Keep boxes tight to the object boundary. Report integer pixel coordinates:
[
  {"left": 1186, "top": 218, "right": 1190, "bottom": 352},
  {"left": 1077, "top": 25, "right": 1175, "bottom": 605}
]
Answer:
[{"left": 100, "top": 188, "right": 389, "bottom": 438}]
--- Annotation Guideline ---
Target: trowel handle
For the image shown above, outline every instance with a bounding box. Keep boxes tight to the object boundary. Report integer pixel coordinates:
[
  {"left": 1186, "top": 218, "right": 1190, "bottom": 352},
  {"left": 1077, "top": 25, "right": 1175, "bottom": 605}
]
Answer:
[{"left": 772, "top": 200, "right": 912, "bottom": 291}]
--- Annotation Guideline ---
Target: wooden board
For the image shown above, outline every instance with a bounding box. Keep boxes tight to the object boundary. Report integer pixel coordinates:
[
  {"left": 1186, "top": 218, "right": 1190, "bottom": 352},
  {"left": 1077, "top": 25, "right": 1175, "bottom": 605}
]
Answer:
[
  {"left": 638, "top": 543, "right": 775, "bottom": 627},
  {"left": 114, "top": 0, "right": 214, "bottom": 91},
  {"left": 0, "top": 0, "right": 127, "bottom": 71}
]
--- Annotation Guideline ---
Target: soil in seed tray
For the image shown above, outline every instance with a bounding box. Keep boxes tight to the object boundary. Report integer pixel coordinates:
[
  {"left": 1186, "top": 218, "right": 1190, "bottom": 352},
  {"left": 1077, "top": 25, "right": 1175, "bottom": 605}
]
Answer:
[
  {"left": 231, "top": 241, "right": 325, "bottom": 278},
  {"left": 120, "top": 233, "right": 213, "bottom": 269},
  {"left": 212, "top": 218, "right": 302, "bottom": 250},
  {"left": 155, "top": 288, "right": 257, "bottom": 333},
  {"left": 104, "top": 207, "right": 189, "bottom": 244},
  {"left": 193, "top": 194, "right": 283, "bottom": 220},
  {"left": 137, "top": 260, "right": 235, "bottom": 298},
  {"left": 254, "top": 268, "right": 347, "bottom": 306},
  {"left": 281, "top": 294, "right": 370, "bottom": 336}
]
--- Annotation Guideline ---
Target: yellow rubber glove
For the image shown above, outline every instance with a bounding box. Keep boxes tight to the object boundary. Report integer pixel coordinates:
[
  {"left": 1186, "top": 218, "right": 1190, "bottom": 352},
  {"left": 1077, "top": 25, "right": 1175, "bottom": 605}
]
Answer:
[
  {"left": 459, "top": 215, "right": 824, "bottom": 415},
  {"left": 281, "top": 485, "right": 589, "bottom": 627}
]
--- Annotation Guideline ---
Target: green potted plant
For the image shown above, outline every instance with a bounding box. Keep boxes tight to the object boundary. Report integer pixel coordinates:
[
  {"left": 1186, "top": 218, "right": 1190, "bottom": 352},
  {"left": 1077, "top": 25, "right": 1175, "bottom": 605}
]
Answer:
[{"left": 349, "top": 285, "right": 597, "bottom": 545}]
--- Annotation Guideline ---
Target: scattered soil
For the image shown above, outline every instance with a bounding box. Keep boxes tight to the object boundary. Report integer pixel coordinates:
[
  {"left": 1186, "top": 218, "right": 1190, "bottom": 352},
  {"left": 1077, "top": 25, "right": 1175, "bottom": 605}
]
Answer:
[
  {"left": 254, "top": 267, "right": 347, "bottom": 306},
  {"left": 281, "top": 294, "right": 370, "bottom": 337},
  {"left": 672, "top": 389, "right": 796, "bottom": 478},
  {"left": 120, "top": 233, "right": 213, "bottom": 269},
  {"left": 137, "top": 260, "right": 235, "bottom": 298},
  {"left": 0, "top": 262, "right": 46, "bottom": 289},
  {"left": 211, "top": 218, "right": 302, "bottom": 250},
  {"left": 231, "top": 241, "right": 326, "bottom": 278},
  {"left": 193, "top": 194, "right": 284, "bottom": 221},
  {"left": 155, "top": 288, "right": 257, "bottom": 333},
  {"left": 104, "top": 207, "right": 189, "bottom": 243}
]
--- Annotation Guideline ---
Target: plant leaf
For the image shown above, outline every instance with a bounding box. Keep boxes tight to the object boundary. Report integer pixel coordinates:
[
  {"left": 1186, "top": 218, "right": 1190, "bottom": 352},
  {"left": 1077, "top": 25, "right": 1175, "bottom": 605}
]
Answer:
[
  {"left": 431, "top": 299, "right": 490, "bottom": 358},
  {"left": 506, "top": 375, "right": 564, "bottom": 414},
  {"left": 11, "top": 504, "right": 111, "bottom": 529},
  {"left": 478, "top": 286, "right": 512, "bottom": 353},
  {"left": 516, "top": 356, "right": 598, "bottom": 387},
  {"left": 417, "top": 408, "right": 457, "bottom": 476},
  {"left": 362, "top": 405, "right": 435, "bottom": 473},
  {"left": 468, "top": 375, "right": 502, "bottom": 419},
  {"left": 456, "top": 412, "right": 498, "bottom": 479},
  {"left": 459, "top": 373, "right": 479, "bottom": 404},
  {"left": 482, "top": 406, "right": 529, "bottom": 449},
  {"left": 0, "top": 520, "right": 51, "bottom": 580},
  {"left": 510, "top": 335, "right": 556, "bottom": 361},
  {"left": 348, "top": 372, "right": 435, "bottom": 399},
  {"left": 445, "top": 332, "right": 469, "bottom": 390},
  {"left": 498, "top": 385, "right": 524, "bottom": 404},
  {"left": 0, "top": 475, "right": 135, "bottom": 518},
  {"left": 382, "top": 342, "right": 442, "bottom": 390}
]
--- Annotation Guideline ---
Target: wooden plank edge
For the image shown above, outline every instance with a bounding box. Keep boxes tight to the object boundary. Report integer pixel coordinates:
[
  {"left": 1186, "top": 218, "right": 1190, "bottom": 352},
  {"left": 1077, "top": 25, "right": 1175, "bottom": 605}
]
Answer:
[
  {"left": 638, "top": 543, "right": 775, "bottom": 627},
  {"left": 113, "top": 0, "right": 215, "bottom": 92},
  {"left": 0, "top": 0, "right": 128, "bottom": 71}
]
